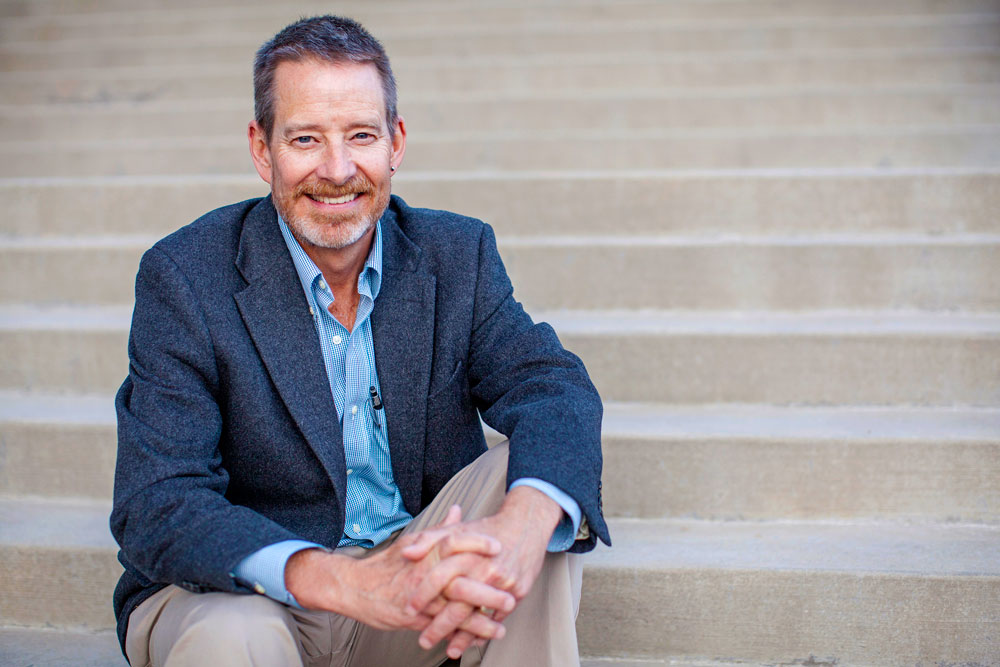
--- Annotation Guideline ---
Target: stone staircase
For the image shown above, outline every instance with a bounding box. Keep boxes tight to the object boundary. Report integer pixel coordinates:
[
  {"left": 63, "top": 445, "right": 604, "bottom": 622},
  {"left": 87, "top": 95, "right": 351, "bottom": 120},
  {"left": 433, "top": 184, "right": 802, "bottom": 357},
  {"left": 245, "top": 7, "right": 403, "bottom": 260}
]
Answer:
[{"left": 1, "top": 1, "right": 999, "bottom": 665}]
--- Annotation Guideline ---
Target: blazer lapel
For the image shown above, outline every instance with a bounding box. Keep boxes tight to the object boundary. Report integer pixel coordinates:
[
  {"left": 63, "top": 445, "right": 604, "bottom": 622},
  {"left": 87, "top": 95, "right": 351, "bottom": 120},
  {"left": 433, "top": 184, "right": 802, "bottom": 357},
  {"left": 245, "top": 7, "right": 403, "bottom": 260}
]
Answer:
[
  {"left": 373, "top": 207, "right": 436, "bottom": 515},
  {"left": 233, "top": 198, "right": 347, "bottom": 500}
]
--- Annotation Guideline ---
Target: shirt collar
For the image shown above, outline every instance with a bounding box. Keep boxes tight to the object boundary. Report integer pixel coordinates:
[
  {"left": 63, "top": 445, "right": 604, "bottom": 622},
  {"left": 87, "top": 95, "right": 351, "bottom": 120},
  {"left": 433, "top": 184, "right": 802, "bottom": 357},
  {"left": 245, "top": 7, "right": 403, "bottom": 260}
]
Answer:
[{"left": 277, "top": 216, "right": 383, "bottom": 302}]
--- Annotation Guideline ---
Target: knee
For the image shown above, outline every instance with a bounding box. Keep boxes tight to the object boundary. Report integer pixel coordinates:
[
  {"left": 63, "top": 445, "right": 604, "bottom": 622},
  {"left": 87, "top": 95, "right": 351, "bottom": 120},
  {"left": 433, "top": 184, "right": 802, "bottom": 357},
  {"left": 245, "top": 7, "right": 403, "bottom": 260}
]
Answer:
[{"left": 163, "top": 593, "right": 299, "bottom": 663}]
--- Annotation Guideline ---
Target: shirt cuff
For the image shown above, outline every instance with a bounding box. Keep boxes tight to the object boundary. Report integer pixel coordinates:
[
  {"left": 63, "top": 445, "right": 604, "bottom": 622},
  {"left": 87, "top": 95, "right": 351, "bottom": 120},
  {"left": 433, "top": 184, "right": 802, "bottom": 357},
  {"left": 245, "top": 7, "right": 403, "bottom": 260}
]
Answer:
[
  {"left": 230, "top": 539, "right": 322, "bottom": 608},
  {"left": 509, "top": 478, "right": 582, "bottom": 552}
]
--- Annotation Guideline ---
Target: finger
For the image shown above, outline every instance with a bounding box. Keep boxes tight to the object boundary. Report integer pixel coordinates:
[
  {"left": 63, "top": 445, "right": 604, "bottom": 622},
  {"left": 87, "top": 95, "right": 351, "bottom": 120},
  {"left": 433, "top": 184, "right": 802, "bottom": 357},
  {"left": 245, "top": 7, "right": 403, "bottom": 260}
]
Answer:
[
  {"left": 445, "top": 629, "right": 478, "bottom": 660},
  {"left": 419, "top": 602, "right": 505, "bottom": 649},
  {"left": 457, "top": 611, "right": 505, "bottom": 643},
  {"left": 406, "top": 556, "right": 506, "bottom": 615},
  {"left": 439, "top": 504, "right": 462, "bottom": 527},
  {"left": 443, "top": 576, "right": 516, "bottom": 616},
  {"left": 435, "top": 531, "right": 501, "bottom": 559},
  {"left": 400, "top": 529, "right": 448, "bottom": 562}
]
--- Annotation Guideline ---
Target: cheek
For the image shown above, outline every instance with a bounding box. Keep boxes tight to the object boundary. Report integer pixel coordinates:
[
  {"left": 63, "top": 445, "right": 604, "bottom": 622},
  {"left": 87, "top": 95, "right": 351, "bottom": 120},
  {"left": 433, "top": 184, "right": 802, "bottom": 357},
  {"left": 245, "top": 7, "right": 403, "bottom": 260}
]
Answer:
[{"left": 273, "top": 153, "right": 317, "bottom": 188}]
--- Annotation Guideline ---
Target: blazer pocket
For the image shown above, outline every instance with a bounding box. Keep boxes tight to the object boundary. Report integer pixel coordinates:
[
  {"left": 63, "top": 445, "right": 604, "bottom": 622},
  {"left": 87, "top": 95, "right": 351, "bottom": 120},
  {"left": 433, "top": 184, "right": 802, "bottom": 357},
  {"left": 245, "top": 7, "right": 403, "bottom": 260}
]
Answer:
[{"left": 428, "top": 360, "right": 466, "bottom": 401}]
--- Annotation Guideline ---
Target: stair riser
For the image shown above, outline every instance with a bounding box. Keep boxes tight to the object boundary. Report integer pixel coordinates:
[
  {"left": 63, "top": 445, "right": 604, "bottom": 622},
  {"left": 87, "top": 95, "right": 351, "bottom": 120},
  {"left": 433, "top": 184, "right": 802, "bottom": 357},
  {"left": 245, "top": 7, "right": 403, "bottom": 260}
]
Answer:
[
  {"left": 6, "top": 132, "right": 1000, "bottom": 176},
  {"left": 3, "top": 241, "right": 997, "bottom": 312},
  {"left": 4, "top": 173, "right": 997, "bottom": 237},
  {"left": 5, "top": 420, "right": 997, "bottom": 524},
  {"left": 0, "top": 545, "right": 121, "bottom": 630},
  {"left": 4, "top": 0, "right": 998, "bottom": 23},
  {"left": 5, "top": 54, "right": 1000, "bottom": 104},
  {"left": 578, "top": 568, "right": 1000, "bottom": 664},
  {"left": 2, "top": 328, "right": 997, "bottom": 405},
  {"left": 0, "top": 422, "right": 116, "bottom": 500},
  {"left": 6, "top": 92, "right": 1000, "bottom": 141},
  {"left": 4, "top": 24, "right": 1000, "bottom": 70},
  {"left": 604, "top": 436, "right": 1000, "bottom": 522},
  {"left": 562, "top": 331, "right": 1000, "bottom": 406}
]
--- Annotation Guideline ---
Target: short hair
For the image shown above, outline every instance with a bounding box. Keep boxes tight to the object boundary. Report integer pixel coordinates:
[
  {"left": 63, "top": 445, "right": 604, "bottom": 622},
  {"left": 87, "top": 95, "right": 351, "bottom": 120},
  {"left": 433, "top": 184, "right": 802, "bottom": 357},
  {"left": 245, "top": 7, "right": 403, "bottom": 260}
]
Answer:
[{"left": 253, "top": 15, "right": 398, "bottom": 140}]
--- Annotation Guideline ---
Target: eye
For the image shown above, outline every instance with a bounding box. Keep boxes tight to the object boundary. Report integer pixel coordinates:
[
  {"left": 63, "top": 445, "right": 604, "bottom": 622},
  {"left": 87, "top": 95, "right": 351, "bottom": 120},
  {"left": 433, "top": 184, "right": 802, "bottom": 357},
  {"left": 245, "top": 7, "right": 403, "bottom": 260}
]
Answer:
[
  {"left": 294, "top": 136, "right": 314, "bottom": 145},
  {"left": 353, "top": 132, "right": 374, "bottom": 141}
]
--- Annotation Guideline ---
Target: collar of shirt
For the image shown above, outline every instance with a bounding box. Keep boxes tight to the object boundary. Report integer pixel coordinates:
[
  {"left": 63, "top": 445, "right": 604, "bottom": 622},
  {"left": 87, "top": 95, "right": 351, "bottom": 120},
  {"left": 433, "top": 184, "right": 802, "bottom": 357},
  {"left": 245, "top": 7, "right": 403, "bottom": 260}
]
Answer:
[{"left": 277, "top": 216, "right": 383, "bottom": 306}]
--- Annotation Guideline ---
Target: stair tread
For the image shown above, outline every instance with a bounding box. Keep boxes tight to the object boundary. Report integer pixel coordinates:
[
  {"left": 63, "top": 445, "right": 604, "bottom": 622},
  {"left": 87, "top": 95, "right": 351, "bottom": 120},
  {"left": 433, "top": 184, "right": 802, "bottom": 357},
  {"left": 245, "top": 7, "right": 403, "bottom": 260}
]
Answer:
[
  {"left": 3, "top": 496, "right": 997, "bottom": 577},
  {"left": 3, "top": 390, "right": 998, "bottom": 440},
  {"left": 3, "top": 304, "right": 999, "bottom": 333}
]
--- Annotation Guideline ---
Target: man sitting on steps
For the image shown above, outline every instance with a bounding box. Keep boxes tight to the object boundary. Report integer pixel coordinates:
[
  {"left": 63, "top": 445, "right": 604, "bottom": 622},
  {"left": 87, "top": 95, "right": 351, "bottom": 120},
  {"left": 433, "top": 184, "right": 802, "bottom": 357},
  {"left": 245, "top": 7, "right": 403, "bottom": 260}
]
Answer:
[{"left": 110, "top": 14, "right": 609, "bottom": 667}]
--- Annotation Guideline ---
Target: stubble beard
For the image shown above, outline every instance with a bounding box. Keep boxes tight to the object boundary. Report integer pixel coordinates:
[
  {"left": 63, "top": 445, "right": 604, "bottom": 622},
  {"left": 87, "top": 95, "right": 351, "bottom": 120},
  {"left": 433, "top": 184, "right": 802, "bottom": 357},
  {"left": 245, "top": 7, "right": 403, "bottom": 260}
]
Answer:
[{"left": 275, "top": 174, "right": 390, "bottom": 250}]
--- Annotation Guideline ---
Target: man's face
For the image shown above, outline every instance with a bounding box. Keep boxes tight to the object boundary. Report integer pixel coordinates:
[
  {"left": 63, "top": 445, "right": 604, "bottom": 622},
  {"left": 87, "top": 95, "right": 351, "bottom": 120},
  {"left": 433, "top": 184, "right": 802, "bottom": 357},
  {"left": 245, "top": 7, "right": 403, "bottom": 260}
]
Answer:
[{"left": 249, "top": 58, "right": 405, "bottom": 250}]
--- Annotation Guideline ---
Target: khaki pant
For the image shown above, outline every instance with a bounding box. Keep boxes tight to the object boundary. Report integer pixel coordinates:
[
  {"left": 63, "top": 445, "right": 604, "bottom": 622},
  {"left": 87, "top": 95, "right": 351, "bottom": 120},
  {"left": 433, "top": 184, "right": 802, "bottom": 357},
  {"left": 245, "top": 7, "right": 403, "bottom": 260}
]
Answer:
[{"left": 125, "top": 442, "right": 583, "bottom": 667}]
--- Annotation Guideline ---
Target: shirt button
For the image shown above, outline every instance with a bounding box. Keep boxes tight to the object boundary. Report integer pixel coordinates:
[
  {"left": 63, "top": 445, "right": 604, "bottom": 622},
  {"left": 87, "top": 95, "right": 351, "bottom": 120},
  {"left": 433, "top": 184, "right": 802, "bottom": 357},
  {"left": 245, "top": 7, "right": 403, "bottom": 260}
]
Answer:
[
  {"left": 309, "top": 307, "right": 315, "bottom": 316},
  {"left": 347, "top": 468, "right": 353, "bottom": 475},
  {"left": 332, "top": 335, "right": 342, "bottom": 345},
  {"left": 351, "top": 405, "right": 358, "bottom": 416},
  {"left": 253, "top": 583, "right": 266, "bottom": 595},
  {"left": 353, "top": 524, "right": 361, "bottom": 533},
  {"left": 318, "top": 280, "right": 327, "bottom": 291}
]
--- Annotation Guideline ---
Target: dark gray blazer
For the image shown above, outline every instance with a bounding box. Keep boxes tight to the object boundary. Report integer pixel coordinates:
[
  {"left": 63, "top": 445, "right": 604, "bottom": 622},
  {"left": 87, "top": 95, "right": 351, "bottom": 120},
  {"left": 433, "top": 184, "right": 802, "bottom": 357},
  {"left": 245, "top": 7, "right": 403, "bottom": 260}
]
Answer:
[{"left": 111, "top": 195, "right": 608, "bottom": 649}]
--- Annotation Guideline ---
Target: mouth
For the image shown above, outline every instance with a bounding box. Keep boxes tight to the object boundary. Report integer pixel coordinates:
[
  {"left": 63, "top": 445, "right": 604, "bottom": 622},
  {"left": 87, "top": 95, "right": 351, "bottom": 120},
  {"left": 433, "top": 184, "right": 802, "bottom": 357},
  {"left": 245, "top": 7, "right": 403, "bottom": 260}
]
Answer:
[{"left": 306, "top": 192, "right": 360, "bottom": 205}]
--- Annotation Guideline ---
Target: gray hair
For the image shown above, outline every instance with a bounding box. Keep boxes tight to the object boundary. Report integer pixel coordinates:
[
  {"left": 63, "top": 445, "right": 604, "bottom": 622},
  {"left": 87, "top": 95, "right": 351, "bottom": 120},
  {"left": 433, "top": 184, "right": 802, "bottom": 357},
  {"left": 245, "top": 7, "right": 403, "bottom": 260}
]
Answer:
[{"left": 253, "top": 15, "right": 398, "bottom": 140}]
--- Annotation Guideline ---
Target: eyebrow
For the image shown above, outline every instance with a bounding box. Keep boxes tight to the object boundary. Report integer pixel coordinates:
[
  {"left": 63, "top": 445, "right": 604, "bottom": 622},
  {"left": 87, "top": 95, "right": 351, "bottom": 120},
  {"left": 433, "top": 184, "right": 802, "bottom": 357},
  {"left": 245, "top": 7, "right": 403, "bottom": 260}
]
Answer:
[
  {"left": 281, "top": 118, "right": 384, "bottom": 136},
  {"left": 282, "top": 123, "right": 325, "bottom": 136}
]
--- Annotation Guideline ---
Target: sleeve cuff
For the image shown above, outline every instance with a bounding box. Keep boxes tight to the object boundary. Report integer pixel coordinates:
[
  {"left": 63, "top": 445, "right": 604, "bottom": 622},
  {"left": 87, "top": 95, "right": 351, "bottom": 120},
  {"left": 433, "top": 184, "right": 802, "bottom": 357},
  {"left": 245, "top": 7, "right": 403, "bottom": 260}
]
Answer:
[
  {"left": 230, "top": 539, "right": 322, "bottom": 608},
  {"left": 509, "top": 478, "right": 582, "bottom": 552}
]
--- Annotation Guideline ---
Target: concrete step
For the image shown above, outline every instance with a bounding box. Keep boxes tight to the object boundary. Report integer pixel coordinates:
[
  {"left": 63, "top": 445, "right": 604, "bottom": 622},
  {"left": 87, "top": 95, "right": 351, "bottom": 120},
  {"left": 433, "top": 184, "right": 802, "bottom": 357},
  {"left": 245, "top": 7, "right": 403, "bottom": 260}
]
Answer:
[
  {"left": 0, "top": 393, "right": 115, "bottom": 500},
  {"left": 578, "top": 518, "right": 1000, "bottom": 664},
  {"left": 0, "top": 628, "right": 127, "bottom": 667},
  {"left": 4, "top": 49, "right": 1000, "bottom": 104},
  {"left": 3, "top": 233, "right": 997, "bottom": 312},
  {"left": 0, "top": 628, "right": 756, "bottom": 667},
  {"left": 2, "top": 306, "right": 998, "bottom": 405},
  {"left": 0, "top": 628, "right": 745, "bottom": 667},
  {"left": 4, "top": 0, "right": 999, "bottom": 23},
  {"left": 7, "top": 126, "right": 1000, "bottom": 177},
  {"left": 6, "top": 87, "right": 1000, "bottom": 140},
  {"left": 4, "top": 17, "right": 1000, "bottom": 70},
  {"left": 0, "top": 497, "right": 121, "bottom": 629},
  {"left": 4, "top": 1, "right": 1000, "bottom": 39},
  {"left": 4, "top": 392, "right": 997, "bottom": 523},
  {"left": 2, "top": 497, "right": 997, "bottom": 663},
  {"left": 4, "top": 169, "right": 997, "bottom": 238},
  {"left": 547, "top": 310, "right": 1000, "bottom": 406}
]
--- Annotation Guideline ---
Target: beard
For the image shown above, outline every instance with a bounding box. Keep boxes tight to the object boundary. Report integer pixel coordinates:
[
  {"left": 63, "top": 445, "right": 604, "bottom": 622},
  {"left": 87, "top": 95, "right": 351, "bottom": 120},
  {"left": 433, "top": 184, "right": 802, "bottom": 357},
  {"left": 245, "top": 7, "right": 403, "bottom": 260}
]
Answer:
[{"left": 274, "top": 173, "right": 390, "bottom": 250}]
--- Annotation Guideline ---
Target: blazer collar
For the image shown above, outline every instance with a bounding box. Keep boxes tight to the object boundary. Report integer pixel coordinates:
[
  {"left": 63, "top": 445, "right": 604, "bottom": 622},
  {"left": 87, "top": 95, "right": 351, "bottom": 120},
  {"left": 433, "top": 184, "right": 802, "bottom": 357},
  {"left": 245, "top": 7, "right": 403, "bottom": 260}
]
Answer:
[{"left": 232, "top": 197, "right": 347, "bottom": 503}]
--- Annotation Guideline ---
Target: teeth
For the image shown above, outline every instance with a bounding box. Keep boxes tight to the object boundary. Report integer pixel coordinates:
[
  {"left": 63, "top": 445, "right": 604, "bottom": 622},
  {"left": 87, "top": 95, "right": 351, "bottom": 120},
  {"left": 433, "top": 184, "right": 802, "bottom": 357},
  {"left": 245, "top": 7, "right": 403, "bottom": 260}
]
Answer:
[{"left": 311, "top": 193, "right": 358, "bottom": 205}]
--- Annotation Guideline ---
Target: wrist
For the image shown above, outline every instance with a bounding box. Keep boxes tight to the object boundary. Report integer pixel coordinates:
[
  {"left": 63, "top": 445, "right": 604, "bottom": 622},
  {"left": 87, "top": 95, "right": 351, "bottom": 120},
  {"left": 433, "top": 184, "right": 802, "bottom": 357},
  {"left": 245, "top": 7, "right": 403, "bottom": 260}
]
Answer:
[
  {"left": 285, "top": 547, "right": 354, "bottom": 613},
  {"left": 500, "top": 485, "right": 563, "bottom": 538}
]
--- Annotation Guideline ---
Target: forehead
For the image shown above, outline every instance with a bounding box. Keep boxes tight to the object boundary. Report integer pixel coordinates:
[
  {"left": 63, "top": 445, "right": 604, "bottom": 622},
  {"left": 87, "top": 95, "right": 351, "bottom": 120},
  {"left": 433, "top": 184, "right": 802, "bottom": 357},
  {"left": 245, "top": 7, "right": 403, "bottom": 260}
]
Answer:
[{"left": 270, "top": 58, "right": 386, "bottom": 127}]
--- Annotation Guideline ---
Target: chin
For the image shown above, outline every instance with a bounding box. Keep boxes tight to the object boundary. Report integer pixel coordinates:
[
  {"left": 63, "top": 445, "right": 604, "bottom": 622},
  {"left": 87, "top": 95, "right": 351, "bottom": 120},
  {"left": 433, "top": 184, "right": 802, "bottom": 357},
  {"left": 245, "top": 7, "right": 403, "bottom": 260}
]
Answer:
[{"left": 288, "top": 215, "right": 375, "bottom": 250}]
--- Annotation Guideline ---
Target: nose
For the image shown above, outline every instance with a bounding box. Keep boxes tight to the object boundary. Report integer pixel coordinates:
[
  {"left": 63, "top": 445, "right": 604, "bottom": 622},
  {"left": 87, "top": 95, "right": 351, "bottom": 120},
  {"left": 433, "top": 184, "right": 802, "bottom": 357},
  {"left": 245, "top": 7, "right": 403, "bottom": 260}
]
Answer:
[{"left": 315, "top": 141, "right": 357, "bottom": 184}]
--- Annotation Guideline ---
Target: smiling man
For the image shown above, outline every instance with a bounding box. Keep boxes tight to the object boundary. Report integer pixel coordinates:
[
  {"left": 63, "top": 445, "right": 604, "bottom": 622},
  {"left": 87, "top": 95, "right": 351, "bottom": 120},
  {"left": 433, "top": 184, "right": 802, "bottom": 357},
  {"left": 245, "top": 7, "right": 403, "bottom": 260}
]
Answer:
[{"left": 111, "top": 15, "right": 608, "bottom": 667}]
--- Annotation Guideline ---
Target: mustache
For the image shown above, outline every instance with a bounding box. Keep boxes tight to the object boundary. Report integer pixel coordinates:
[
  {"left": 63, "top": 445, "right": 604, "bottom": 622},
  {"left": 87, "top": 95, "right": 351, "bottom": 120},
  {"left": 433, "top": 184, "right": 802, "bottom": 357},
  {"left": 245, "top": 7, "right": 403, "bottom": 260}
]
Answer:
[{"left": 295, "top": 175, "right": 375, "bottom": 199}]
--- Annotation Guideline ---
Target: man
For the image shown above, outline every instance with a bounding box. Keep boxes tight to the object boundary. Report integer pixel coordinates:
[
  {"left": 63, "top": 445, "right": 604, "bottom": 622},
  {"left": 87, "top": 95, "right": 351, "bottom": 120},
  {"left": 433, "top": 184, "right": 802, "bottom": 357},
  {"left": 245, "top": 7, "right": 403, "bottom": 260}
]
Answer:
[{"left": 111, "top": 15, "right": 608, "bottom": 667}]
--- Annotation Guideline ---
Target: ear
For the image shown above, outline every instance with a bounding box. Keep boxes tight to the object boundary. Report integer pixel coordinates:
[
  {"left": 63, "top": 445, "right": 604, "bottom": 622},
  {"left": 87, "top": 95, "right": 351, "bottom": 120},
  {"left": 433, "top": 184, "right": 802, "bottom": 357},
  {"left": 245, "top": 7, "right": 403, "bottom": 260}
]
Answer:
[
  {"left": 389, "top": 116, "right": 407, "bottom": 173},
  {"left": 248, "top": 121, "right": 273, "bottom": 185}
]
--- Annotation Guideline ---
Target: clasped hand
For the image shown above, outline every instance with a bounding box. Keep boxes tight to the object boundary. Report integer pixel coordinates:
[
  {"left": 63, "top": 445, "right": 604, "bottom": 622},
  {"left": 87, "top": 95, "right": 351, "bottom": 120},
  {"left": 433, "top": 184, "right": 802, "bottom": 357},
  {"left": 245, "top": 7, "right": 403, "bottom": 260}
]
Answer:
[{"left": 287, "top": 488, "right": 560, "bottom": 660}]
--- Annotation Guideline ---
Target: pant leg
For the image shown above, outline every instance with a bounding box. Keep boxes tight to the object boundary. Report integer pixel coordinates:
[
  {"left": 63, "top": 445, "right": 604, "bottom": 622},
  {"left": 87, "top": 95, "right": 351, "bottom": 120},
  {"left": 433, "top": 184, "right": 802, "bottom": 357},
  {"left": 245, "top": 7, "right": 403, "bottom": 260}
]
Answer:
[
  {"left": 125, "top": 441, "right": 582, "bottom": 667},
  {"left": 346, "top": 441, "right": 583, "bottom": 667}
]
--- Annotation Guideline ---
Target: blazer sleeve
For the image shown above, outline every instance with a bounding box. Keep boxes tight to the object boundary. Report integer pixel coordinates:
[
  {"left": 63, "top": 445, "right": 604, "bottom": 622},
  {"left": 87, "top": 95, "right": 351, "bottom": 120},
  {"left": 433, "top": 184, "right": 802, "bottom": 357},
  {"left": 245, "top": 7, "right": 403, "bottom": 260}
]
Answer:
[
  {"left": 111, "top": 246, "right": 300, "bottom": 594},
  {"left": 467, "top": 224, "right": 610, "bottom": 551}
]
